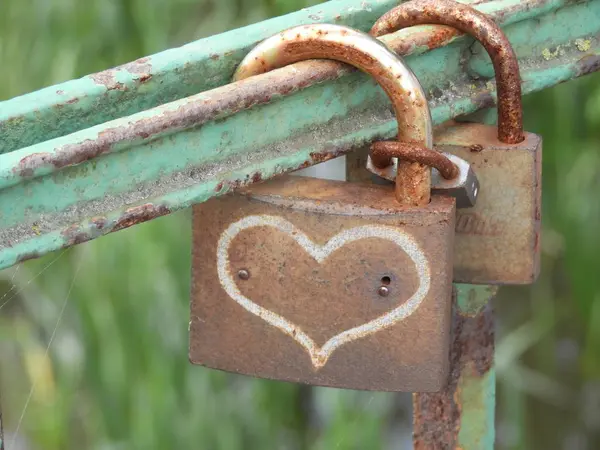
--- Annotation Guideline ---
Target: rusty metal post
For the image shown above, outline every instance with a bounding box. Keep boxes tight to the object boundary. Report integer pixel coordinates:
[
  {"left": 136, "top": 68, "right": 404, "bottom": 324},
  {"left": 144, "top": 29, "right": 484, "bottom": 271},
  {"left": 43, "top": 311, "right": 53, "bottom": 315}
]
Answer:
[{"left": 413, "top": 284, "right": 497, "bottom": 450}]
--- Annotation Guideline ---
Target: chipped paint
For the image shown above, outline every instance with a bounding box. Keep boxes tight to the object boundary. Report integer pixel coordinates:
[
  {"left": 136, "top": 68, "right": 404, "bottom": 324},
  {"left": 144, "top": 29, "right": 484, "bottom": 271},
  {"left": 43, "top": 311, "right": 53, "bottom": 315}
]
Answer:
[
  {"left": 0, "top": 0, "right": 599, "bottom": 270},
  {"left": 578, "top": 54, "right": 600, "bottom": 75},
  {"left": 542, "top": 45, "right": 564, "bottom": 60},
  {"left": 576, "top": 38, "right": 592, "bottom": 52},
  {"left": 0, "top": 0, "right": 596, "bottom": 156},
  {"left": 413, "top": 284, "right": 496, "bottom": 449},
  {"left": 112, "top": 203, "right": 171, "bottom": 232},
  {"left": 90, "top": 71, "right": 126, "bottom": 91},
  {"left": 457, "top": 366, "right": 496, "bottom": 449}
]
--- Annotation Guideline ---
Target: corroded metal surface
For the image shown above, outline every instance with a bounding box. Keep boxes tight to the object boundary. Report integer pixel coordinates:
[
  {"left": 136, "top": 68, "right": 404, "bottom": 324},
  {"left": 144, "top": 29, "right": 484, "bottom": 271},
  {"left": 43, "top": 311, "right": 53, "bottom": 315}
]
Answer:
[
  {"left": 413, "top": 284, "right": 497, "bottom": 450},
  {"left": 190, "top": 176, "right": 455, "bottom": 391},
  {"left": 368, "top": 0, "right": 522, "bottom": 209},
  {"left": 370, "top": 0, "right": 524, "bottom": 144},
  {"left": 0, "top": 0, "right": 581, "bottom": 156},
  {"left": 0, "top": 0, "right": 598, "bottom": 269},
  {"left": 366, "top": 0, "right": 541, "bottom": 284},
  {"left": 370, "top": 141, "right": 458, "bottom": 180},
  {"left": 367, "top": 121, "right": 540, "bottom": 284},
  {"left": 436, "top": 122, "right": 542, "bottom": 284},
  {"left": 233, "top": 23, "right": 434, "bottom": 206},
  {"left": 367, "top": 151, "right": 480, "bottom": 209}
]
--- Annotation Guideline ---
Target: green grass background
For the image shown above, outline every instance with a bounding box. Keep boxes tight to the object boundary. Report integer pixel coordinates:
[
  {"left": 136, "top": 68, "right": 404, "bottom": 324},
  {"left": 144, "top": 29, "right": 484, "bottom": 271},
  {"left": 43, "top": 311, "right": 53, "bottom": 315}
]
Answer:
[{"left": 1, "top": 0, "right": 600, "bottom": 449}]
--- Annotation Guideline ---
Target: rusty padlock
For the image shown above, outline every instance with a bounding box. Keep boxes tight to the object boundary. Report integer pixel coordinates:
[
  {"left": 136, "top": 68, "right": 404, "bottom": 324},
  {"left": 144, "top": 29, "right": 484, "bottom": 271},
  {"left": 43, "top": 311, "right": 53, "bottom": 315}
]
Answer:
[
  {"left": 367, "top": 0, "right": 542, "bottom": 285},
  {"left": 190, "top": 24, "right": 457, "bottom": 392}
]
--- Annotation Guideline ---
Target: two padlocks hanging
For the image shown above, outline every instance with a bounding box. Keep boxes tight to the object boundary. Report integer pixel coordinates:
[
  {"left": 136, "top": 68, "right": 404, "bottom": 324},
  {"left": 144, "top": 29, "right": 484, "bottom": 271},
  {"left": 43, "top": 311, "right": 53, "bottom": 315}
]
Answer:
[{"left": 190, "top": 0, "right": 542, "bottom": 392}]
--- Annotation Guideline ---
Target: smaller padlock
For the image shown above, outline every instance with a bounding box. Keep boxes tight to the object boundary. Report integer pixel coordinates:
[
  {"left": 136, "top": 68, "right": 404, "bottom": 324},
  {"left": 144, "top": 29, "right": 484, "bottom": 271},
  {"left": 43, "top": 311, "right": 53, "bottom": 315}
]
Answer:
[
  {"left": 367, "top": 0, "right": 542, "bottom": 285},
  {"left": 190, "top": 24, "right": 456, "bottom": 392}
]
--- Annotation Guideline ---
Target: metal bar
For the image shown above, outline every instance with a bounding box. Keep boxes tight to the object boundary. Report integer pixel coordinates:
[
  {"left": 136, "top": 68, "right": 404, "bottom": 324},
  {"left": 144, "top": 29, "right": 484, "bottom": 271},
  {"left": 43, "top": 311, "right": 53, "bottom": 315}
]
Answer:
[
  {"left": 413, "top": 284, "right": 498, "bottom": 450},
  {"left": 1, "top": 0, "right": 600, "bottom": 269},
  {"left": 0, "top": 0, "right": 399, "bottom": 155},
  {"left": 0, "top": 0, "right": 568, "bottom": 156}
]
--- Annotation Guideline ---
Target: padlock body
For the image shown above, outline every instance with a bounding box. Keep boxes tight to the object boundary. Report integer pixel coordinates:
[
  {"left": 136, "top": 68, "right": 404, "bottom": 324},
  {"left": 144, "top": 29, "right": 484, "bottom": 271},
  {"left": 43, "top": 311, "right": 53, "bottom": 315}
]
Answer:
[
  {"left": 190, "top": 176, "right": 455, "bottom": 392},
  {"left": 435, "top": 122, "right": 542, "bottom": 285}
]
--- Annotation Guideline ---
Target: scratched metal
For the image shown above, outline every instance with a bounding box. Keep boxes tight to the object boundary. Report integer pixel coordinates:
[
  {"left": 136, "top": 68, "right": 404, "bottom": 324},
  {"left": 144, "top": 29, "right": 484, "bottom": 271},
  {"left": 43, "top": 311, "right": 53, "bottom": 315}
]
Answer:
[
  {"left": 413, "top": 284, "right": 497, "bottom": 450},
  {"left": 0, "top": 0, "right": 599, "bottom": 269},
  {"left": 190, "top": 176, "right": 455, "bottom": 392}
]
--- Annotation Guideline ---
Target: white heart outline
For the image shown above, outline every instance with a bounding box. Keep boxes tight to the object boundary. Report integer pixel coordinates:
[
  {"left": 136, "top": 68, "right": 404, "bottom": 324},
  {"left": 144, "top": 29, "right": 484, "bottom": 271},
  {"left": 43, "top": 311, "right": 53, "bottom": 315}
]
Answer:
[{"left": 216, "top": 214, "right": 431, "bottom": 369}]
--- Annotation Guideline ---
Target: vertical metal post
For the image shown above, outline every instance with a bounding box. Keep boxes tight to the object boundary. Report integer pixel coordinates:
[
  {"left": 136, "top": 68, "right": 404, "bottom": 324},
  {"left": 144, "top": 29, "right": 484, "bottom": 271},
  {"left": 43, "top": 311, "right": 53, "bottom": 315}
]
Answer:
[
  {"left": 413, "top": 284, "right": 497, "bottom": 449},
  {"left": 0, "top": 396, "right": 4, "bottom": 450},
  {"left": 412, "top": 107, "right": 500, "bottom": 449},
  {"left": 348, "top": 97, "right": 498, "bottom": 447}
]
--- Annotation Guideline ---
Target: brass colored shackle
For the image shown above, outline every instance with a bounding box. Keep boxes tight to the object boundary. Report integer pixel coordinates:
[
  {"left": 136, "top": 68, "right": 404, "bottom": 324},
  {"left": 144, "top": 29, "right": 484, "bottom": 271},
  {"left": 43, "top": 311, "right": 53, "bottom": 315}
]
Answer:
[
  {"left": 370, "top": 0, "right": 525, "bottom": 144},
  {"left": 233, "top": 23, "right": 446, "bottom": 205}
]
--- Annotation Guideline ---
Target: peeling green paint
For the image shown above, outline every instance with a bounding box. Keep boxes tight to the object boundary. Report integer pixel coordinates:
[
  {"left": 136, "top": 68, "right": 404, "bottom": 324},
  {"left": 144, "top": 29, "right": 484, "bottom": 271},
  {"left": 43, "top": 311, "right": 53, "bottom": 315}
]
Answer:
[
  {"left": 455, "top": 284, "right": 499, "bottom": 316},
  {"left": 0, "top": 0, "right": 399, "bottom": 155},
  {"left": 0, "top": 0, "right": 597, "bottom": 155},
  {"left": 542, "top": 46, "right": 564, "bottom": 61},
  {"left": 0, "top": 46, "right": 597, "bottom": 270},
  {"left": 454, "top": 284, "right": 497, "bottom": 450},
  {"left": 0, "top": 0, "right": 599, "bottom": 268},
  {"left": 576, "top": 38, "right": 592, "bottom": 52},
  {"left": 457, "top": 366, "right": 496, "bottom": 449},
  {"left": 468, "top": 0, "right": 600, "bottom": 77}
]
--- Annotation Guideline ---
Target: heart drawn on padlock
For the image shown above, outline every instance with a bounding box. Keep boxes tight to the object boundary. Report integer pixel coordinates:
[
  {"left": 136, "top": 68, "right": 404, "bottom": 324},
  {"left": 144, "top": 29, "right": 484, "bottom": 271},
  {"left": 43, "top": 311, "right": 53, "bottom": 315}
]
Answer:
[{"left": 216, "top": 215, "right": 431, "bottom": 369}]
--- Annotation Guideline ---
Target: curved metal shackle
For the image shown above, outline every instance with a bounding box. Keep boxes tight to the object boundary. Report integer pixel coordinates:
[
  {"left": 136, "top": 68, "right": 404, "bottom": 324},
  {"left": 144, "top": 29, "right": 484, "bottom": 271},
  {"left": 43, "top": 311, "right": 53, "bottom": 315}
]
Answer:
[
  {"left": 371, "top": 0, "right": 525, "bottom": 144},
  {"left": 233, "top": 23, "right": 437, "bottom": 203}
]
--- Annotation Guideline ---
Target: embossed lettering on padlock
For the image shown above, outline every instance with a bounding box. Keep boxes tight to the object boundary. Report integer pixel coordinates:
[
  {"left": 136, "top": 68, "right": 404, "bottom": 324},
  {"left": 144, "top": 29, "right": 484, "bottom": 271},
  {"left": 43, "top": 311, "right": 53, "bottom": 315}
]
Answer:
[
  {"left": 190, "top": 24, "right": 455, "bottom": 392},
  {"left": 368, "top": 0, "right": 542, "bottom": 285}
]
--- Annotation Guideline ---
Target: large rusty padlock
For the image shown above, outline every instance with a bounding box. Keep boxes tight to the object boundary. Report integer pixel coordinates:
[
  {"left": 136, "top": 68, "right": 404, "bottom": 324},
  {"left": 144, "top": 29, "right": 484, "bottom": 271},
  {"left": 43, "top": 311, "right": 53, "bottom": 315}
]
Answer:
[
  {"left": 190, "top": 24, "right": 458, "bottom": 392},
  {"left": 367, "top": 0, "right": 542, "bottom": 285}
]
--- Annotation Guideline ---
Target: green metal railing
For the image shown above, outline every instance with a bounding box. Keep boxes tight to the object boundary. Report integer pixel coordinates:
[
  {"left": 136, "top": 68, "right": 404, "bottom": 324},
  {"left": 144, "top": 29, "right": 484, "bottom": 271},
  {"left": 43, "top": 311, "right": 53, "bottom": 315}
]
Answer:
[
  {"left": 1, "top": 0, "right": 599, "bottom": 269},
  {"left": 1, "top": 0, "right": 599, "bottom": 448}
]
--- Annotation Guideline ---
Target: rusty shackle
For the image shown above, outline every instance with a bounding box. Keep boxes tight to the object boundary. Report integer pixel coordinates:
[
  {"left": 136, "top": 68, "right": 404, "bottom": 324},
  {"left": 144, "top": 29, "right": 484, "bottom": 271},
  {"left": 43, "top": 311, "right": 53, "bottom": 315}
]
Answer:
[
  {"left": 233, "top": 23, "right": 448, "bottom": 205},
  {"left": 371, "top": 0, "right": 525, "bottom": 145}
]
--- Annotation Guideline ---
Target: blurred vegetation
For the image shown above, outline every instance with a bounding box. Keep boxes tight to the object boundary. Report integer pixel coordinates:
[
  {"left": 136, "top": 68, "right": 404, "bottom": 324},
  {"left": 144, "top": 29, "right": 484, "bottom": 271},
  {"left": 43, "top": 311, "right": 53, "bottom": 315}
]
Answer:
[{"left": 1, "top": 0, "right": 600, "bottom": 449}]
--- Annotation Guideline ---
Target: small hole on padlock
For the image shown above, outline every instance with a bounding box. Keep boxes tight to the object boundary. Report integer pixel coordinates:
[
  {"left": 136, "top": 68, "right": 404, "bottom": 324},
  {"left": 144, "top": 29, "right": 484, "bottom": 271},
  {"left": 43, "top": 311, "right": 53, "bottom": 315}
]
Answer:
[{"left": 381, "top": 276, "right": 391, "bottom": 286}]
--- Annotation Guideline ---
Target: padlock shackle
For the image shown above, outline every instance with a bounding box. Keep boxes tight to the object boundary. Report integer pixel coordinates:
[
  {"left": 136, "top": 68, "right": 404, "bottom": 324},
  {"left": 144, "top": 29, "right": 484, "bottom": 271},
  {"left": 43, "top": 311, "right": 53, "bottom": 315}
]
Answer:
[
  {"left": 233, "top": 23, "right": 434, "bottom": 168},
  {"left": 370, "top": 141, "right": 459, "bottom": 180},
  {"left": 370, "top": 0, "right": 525, "bottom": 145}
]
